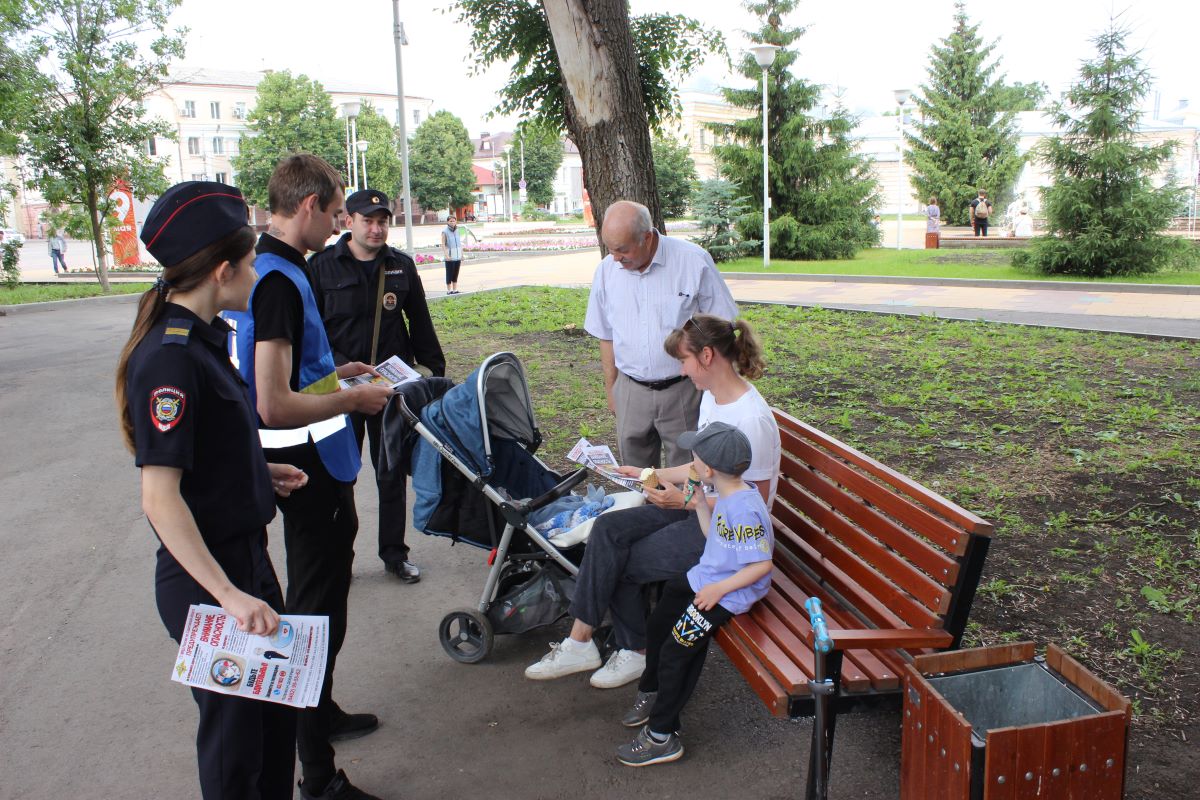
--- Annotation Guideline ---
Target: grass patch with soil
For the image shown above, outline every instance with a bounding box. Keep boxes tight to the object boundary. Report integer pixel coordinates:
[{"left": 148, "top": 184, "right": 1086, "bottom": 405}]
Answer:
[
  {"left": 0, "top": 282, "right": 152, "bottom": 305},
  {"left": 429, "top": 286, "right": 1198, "bottom": 799}
]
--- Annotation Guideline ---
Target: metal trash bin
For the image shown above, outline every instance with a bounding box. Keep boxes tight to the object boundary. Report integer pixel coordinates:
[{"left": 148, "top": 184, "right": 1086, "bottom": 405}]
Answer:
[
  {"left": 925, "top": 232, "right": 940, "bottom": 249},
  {"left": 901, "top": 642, "right": 1130, "bottom": 799}
]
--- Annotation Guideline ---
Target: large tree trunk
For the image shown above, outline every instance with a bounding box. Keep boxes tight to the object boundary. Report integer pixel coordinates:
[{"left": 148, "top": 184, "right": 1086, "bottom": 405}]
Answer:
[{"left": 541, "top": 0, "right": 663, "bottom": 246}]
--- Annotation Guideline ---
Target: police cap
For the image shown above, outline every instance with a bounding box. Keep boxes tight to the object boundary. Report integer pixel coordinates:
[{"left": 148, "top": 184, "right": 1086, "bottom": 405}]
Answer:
[
  {"left": 141, "top": 181, "right": 249, "bottom": 266},
  {"left": 346, "top": 189, "right": 392, "bottom": 217}
]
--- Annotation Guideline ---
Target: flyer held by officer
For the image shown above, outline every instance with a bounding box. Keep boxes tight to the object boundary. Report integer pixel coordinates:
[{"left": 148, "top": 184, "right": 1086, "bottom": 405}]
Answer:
[
  {"left": 171, "top": 604, "right": 329, "bottom": 708},
  {"left": 337, "top": 354, "right": 421, "bottom": 391}
]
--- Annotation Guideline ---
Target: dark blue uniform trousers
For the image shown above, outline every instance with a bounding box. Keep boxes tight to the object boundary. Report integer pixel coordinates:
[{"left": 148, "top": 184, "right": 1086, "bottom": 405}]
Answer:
[{"left": 156, "top": 533, "right": 296, "bottom": 800}]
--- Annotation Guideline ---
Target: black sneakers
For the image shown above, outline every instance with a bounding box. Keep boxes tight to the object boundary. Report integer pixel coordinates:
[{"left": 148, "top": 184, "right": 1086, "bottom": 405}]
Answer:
[
  {"left": 328, "top": 708, "right": 380, "bottom": 743},
  {"left": 385, "top": 560, "right": 421, "bottom": 584},
  {"left": 299, "top": 769, "right": 381, "bottom": 800}
]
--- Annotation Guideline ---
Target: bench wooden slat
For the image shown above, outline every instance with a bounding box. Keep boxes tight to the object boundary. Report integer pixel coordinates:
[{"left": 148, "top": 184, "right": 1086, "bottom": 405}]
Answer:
[
  {"left": 780, "top": 444, "right": 961, "bottom": 588},
  {"left": 781, "top": 463, "right": 953, "bottom": 614},
  {"left": 725, "top": 607, "right": 811, "bottom": 694},
  {"left": 714, "top": 627, "right": 789, "bottom": 717},
  {"left": 757, "top": 579, "right": 873, "bottom": 692},
  {"left": 779, "top": 428, "right": 971, "bottom": 557},
  {"left": 769, "top": 558, "right": 904, "bottom": 690},
  {"left": 773, "top": 492, "right": 943, "bottom": 630},
  {"left": 772, "top": 510, "right": 911, "bottom": 631},
  {"left": 774, "top": 410, "right": 994, "bottom": 545}
]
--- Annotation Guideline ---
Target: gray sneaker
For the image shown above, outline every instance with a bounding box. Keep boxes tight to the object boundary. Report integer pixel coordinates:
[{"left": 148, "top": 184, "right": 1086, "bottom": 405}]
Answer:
[
  {"left": 620, "top": 691, "right": 657, "bottom": 728},
  {"left": 615, "top": 725, "right": 683, "bottom": 767}
]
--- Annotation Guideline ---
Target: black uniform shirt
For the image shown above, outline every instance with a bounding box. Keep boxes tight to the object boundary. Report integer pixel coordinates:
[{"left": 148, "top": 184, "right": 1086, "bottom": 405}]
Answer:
[
  {"left": 306, "top": 233, "right": 445, "bottom": 375},
  {"left": 128, "top": 303, "right": 275, "bottom": 542}
]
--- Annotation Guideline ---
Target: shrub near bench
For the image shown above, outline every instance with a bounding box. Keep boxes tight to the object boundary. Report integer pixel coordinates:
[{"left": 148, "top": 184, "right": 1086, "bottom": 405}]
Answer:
[{"left": 715, "top": 408, "right": 993, "bottom": 799}]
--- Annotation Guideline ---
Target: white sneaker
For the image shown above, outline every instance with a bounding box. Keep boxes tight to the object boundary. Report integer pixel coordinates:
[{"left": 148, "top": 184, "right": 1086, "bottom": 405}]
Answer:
[
  {"left": 524, "top": 638, "right": 602, "bottom": 680},
  {"left": 590, "top": 648, "right": 646, "bottom": 689}
]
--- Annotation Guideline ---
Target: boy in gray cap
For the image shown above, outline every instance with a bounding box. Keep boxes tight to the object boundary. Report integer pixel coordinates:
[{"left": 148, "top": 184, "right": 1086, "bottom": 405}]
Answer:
[{"left": 614, "top": 421, "right": 775, "bottom": 766}]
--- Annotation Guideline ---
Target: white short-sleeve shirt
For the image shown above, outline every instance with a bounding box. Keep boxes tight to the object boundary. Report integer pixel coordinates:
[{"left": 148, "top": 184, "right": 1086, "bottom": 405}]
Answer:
[
  {"left": 697, "top": 384, "right": 781, "bottom": 506},
  {"left": 584, "top": 232, "right": 739, "bottom": 382}
]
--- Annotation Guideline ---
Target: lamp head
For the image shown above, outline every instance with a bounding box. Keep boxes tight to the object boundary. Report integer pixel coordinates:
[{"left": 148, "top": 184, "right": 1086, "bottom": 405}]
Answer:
[
  {"left": 893, "top": 89, "right": 911, "bottom": 107},
  {"left": 356, "top": 140, "right": 369, "bottom": 153},
  {"left": 750, "top": 44, "right": 780, "bottom": 69},
  {"left": 341, "top": 100, "right": 361, "bottom": 119}
]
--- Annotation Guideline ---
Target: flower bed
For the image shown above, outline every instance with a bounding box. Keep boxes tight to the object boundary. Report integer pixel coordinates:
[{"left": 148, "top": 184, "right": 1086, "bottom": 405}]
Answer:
[
  {"left": 463, "top": 236, "right": 598, "bottom": 253},
  {"left": 61, "top": 263, "right": 162, "bottom": 274},
  {"left": 414, "top": 253, "right": 438, "bottom": 265}
]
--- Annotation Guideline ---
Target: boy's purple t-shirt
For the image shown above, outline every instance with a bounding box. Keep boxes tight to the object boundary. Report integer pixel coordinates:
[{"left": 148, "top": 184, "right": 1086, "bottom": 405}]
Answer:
[{"left": 686, "top": 487, "right": 774, "bottom": 615}]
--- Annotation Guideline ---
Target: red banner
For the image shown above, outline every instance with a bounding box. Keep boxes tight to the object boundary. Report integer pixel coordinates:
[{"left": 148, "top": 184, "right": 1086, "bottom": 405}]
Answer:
[{"left": 108, "top": 181, "right": 140, "bottom": 266}]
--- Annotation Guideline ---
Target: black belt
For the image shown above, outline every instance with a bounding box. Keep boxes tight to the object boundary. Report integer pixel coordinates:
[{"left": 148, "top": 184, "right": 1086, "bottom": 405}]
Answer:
[{"left": 625, "top": 374, "right": 686, "bottom": 391}]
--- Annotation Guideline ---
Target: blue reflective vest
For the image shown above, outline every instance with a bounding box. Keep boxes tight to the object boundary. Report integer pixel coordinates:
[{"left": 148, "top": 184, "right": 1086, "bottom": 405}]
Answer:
[{"left": 225, "top": 252, "right": 361, "bottom": 482}]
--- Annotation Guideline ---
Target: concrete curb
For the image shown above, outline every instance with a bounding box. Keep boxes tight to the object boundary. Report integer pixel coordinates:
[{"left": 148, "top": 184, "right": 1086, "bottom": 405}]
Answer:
[{"left": 720, "top": 272, "right": 1200, "bottom": 295}]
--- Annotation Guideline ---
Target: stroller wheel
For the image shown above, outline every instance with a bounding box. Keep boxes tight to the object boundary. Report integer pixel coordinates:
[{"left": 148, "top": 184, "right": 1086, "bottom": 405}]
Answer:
[{"left": 438, "top": 608, "right": 494, "bottom": 663}]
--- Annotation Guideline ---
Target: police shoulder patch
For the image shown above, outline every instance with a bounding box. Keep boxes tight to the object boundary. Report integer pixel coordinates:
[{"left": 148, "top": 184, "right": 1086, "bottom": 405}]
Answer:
[
  {"left": 150, "top": 385, "right": 186, "bottom": 432},
  {"left": 162, "top": 318, "right": 193, "bottom": 346}
]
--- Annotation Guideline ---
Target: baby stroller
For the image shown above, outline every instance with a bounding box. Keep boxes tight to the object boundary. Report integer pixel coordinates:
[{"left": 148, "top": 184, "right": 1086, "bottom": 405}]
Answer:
[{"left": 384, "top": 352, "right": 635, "bottom": 663}]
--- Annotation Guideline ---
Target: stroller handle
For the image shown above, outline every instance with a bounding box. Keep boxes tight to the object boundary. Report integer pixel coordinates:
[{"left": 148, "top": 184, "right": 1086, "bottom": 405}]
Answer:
[
  {"left": 510, "top": 467, "right": 590, "bottom": 517},
  {"left": 805, "top": 597, "right": 833, "bottom": 654}
]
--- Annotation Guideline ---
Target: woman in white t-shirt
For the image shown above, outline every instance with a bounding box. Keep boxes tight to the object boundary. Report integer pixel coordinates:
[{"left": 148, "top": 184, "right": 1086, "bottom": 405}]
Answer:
[{"left": 525, "top": 314, "right": 782, "bottom": 689}]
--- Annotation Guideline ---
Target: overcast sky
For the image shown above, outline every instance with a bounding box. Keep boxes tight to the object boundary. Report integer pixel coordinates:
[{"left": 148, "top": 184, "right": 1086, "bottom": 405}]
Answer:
[{"left": 169, "top": 0, "right": 1196, "bottom": 133}]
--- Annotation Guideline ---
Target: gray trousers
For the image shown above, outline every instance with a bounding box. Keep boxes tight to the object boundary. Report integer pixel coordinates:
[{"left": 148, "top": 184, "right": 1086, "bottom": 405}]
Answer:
[
  {"left": 613, "top": 372, "right": 701, "bottom": 469},
  {"left": 568, "top": 504, "right": 706, "bottom": 650}
]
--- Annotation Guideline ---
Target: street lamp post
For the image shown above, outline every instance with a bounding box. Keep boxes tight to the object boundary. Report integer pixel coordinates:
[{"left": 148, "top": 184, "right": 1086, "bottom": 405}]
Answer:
[
  {"left": 341, "top": 101, "right": 360, "bottom": 191},
  {"left": 357, "top": 140, "right": 370, "bottom": 191},
  {"left": 750, "top": 45, "right": 779, "bottom": 269},
  {"left": 894, "top": 88, "right": 911, "bottom": 250},
  {"left": 504, "top": 144, "right": 513, "bottom": 222},
  {"left": 392, "top": 1, "right": 414, "bottom": 254}
]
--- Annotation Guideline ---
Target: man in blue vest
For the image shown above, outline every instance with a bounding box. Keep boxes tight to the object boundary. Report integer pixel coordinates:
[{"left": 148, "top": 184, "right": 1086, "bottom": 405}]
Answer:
[{"left": 227, "top": 153, "right": 393, "bottom": 800}]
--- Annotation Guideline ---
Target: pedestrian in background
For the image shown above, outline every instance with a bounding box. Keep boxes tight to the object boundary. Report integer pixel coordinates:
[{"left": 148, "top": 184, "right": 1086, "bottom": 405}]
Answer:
[
  {"left": 970, "top": 190, "right": 992, "bottom": 237},
  {"left": 925, "top": 197, "right": 941, "bottom": 234},
  {"left": 441, "top": 215, "right": 463, "bottom": 294},
  {"left": 48, "top": 230, "right": 68, "bottom": 274}
]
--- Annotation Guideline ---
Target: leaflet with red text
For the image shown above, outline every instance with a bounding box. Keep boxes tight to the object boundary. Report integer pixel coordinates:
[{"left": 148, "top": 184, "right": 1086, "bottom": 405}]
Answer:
[{"left": 170, "top": 604, "right": 328, "bottom": 708}]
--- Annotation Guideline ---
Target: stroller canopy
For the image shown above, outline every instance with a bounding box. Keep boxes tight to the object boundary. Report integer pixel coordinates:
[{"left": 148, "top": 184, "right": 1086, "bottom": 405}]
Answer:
[{"left": 411, "top": 353, "right": 557, "bottom": 542}]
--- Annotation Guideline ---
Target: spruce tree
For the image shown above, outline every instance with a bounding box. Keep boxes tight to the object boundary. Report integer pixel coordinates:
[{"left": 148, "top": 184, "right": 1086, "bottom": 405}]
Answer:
[
  {"left": 906, "top": 2, "right": 1024, "bottom": 225},
  {"left": 713, "top": 0, "right": 878, "bottom": 260},
  {"left": 1018, "top": 24, "right": 1190, "bottom": 277}
]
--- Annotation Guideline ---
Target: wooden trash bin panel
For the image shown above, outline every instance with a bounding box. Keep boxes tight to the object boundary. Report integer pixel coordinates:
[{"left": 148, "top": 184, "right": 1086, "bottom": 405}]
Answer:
[{"left": 901, "top": 643, "right": 1131, "bottom": 800}]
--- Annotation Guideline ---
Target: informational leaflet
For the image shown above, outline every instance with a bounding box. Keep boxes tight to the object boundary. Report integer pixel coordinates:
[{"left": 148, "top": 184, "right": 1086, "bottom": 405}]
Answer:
[
  {"left": 567, "top": 437, "right": 642, "bottom": 491},
  {"left": 338, "top": 355, "right": 421, "bottom": 390},
  {"left": 170, "top": 604, "right": 328, "bottom": 708}
]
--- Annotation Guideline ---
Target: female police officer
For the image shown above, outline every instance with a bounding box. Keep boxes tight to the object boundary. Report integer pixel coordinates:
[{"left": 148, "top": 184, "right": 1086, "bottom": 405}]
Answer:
[{"left": 115, "top": 182, "right": 307, "bottom": 799}]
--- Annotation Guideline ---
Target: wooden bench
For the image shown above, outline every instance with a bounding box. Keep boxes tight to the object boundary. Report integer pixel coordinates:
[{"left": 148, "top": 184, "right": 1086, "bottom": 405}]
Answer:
[{"left": 715, "top": 408, "right": 993, "bottom": 799}]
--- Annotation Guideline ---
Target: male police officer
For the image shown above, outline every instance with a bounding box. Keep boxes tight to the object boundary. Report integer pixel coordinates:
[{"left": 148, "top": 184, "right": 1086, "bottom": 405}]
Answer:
[{"left": 307, "top": 189, "right": 445, "bottom": 583}]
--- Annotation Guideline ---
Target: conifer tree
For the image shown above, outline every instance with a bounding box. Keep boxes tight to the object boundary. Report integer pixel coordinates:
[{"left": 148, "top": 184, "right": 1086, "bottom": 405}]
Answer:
[
  {"left": 713, "top": 0, "right": 878, "bottom": 260},
  {"left": 1018, "top": 24, "right": 1190, "bottom": 277},
  {"left": 906, "top": 2, "right": 1025, "bottom": 225}
]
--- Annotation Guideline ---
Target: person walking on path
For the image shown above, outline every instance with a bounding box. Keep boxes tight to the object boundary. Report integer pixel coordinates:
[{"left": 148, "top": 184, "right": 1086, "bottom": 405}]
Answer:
[
  {"left": 970, "top": 190, "right": 992, "bottom": 237},
  {"left": 584, "top": 200, "right": 738, "bottom": 471},
  {"left": 307, "top": 189, "right": 446, "bottom": 584},
  {"left": 117, "top": 181, "right": 307, "bottom": 799},
  {"left": 48, "top": 231, "right": 68, "bottom": 274},
  {"left": 441, "top": 216, "right": 463, "bottom": 294},
  {"left": 225, "top": 154, "right": 394, "bottom": 800}
]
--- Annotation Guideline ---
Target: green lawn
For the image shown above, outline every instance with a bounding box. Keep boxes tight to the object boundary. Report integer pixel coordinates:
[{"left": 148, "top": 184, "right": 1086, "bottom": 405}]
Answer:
[
  {"left": 721, "top": 248, "right": 1200, "bottom": 285},
  {"left": 0, "top": 282, "right": 152, "bottom": 305}
]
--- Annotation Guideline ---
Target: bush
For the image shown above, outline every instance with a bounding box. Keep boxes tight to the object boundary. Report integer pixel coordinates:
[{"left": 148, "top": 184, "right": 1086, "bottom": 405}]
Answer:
[
  {"left": 694, "top": 180, "right": 759, "bottom": 263},
  {"left": 1, "top": 241, "right": 21, "bottom": 289},
  {"left": 521, "top": 204, "right": 557, "bottom": 222}
]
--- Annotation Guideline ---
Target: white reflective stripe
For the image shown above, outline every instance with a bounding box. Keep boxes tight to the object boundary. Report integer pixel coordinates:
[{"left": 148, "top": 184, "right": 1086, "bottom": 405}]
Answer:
[{"left": 258, "top": 414, "right": 348, "bottom": 449}]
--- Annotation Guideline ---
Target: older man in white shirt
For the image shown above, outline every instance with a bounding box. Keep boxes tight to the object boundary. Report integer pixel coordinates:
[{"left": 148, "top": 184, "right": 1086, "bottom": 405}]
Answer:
[{"left": 585, "top": 200, "right": 738, "bottom": 469}]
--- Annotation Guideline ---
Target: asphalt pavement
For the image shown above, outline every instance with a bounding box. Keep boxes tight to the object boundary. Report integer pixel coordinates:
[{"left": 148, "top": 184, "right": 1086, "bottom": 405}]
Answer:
[{"left": 2, "top": 239, "right": 1196, "bottom": 798}]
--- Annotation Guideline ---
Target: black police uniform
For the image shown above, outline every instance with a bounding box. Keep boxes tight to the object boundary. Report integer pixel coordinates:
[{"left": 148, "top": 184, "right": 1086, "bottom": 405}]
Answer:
[
  {"left": 127, "top": 303, "right": 295, "bottom": 800},
  {"left": 306, "top": 233, "right": 445, "bottom": 570}
]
